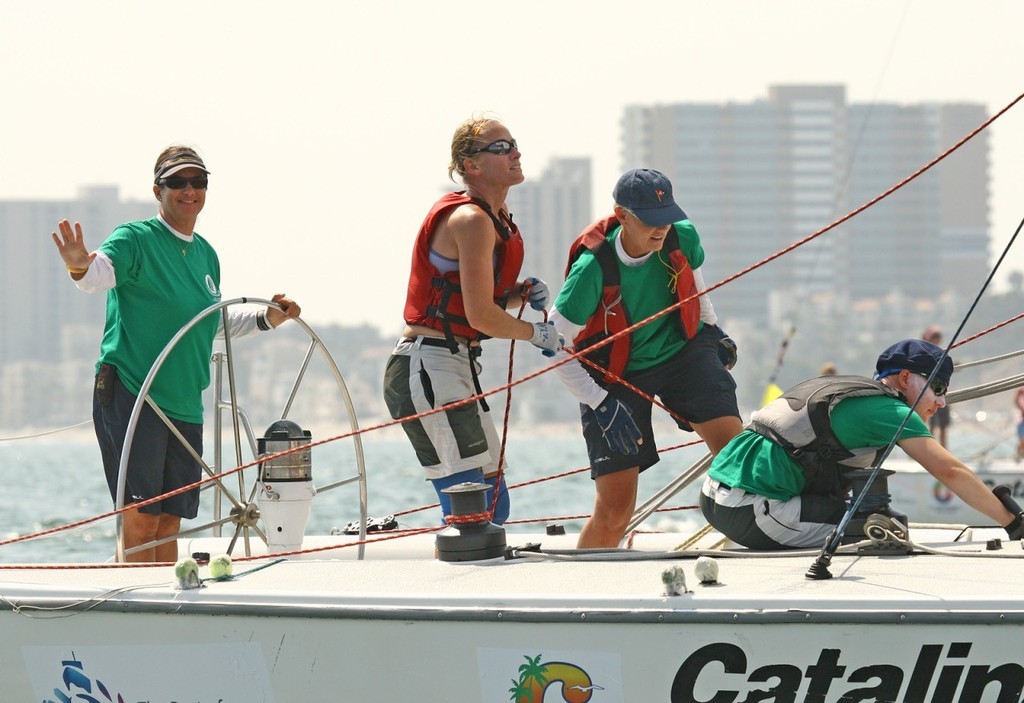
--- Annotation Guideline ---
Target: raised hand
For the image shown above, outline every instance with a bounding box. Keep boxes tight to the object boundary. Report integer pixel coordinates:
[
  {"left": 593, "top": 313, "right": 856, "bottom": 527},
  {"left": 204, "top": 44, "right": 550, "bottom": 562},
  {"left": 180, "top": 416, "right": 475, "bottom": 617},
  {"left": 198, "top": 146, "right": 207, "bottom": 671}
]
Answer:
[{"left": 51, "top": 220, "right": 96, "bottom": 274}]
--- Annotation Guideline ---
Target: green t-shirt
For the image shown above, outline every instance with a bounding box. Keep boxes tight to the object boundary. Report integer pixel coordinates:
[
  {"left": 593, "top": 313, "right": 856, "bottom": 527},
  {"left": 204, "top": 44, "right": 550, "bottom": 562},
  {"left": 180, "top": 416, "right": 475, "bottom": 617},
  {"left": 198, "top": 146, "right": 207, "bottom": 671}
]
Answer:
[
  {"left": 97, "top": 218, "right": 221, "bottom": 423},
  {"left": 708, "top": 394, "right": 932, "bottom": 500},
  {"left": 554, "top": 221, "right": 705, "bottom": 372}
]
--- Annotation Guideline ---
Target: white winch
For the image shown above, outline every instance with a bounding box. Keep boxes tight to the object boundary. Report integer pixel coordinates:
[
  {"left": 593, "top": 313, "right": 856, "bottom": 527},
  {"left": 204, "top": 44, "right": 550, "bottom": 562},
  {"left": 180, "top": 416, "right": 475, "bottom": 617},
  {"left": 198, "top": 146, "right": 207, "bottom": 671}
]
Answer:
[{"left": 256, "top": 420, "right": 315, "bottom": 552}]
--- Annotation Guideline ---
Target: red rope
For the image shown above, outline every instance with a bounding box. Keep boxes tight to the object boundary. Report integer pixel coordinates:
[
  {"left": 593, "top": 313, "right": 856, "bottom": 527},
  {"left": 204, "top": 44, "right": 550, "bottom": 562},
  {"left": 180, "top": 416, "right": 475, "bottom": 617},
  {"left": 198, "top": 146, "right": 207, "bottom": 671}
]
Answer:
[
  {"left": 953, "top": 311, "right": 1024, "bottom": 349},
  {"left": 6, "top": 92, "right": 1021, "bottom": 561}
]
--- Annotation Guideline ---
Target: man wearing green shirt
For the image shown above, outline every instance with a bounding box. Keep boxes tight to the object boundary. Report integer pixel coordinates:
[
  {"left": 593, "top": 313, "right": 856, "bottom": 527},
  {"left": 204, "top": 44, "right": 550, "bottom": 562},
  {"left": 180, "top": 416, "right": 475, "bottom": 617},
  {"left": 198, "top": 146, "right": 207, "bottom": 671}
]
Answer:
[{"left": 52, "top": 145, "right": 301, "bottom": 562}]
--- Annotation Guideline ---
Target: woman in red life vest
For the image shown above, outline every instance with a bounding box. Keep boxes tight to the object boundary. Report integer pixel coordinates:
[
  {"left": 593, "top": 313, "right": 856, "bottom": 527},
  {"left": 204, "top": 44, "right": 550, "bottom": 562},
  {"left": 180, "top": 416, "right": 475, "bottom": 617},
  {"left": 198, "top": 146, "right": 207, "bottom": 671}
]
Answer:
[{"left": 383, "top": 116, "right": 560, "bottom": 527}]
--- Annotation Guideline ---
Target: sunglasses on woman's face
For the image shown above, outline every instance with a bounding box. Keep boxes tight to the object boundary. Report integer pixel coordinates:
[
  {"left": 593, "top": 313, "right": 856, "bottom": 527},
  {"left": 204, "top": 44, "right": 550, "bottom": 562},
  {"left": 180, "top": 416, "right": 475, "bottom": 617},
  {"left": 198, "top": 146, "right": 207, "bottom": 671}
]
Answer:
[
  {"left": 157, "top": 175, "right": 209, "bottom": 190},
  {"left": 915, "top": 372, "right": 948, "bottom": 397},
  {"left": 469, "top": 138, "right": 518, "bottom": 156}
]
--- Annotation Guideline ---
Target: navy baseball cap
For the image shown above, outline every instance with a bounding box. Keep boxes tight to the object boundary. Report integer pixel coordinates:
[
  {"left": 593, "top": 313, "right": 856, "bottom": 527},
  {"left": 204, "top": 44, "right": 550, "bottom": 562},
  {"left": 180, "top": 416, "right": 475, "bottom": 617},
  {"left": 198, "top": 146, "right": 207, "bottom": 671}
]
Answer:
[
  {"left": 613, "top": 168, "right": 686, "bottom": 227},
  {"left": 875, "top": 339, "right": 953, "bottom": 385}
]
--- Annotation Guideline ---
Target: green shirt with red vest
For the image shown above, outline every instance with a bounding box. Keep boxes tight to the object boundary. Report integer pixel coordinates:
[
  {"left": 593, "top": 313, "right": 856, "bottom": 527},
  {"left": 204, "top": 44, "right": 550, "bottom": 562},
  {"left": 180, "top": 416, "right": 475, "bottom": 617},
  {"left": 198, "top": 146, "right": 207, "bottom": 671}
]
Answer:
[{"left": 554, "top": 220, "right": 705, "bottom": 373}]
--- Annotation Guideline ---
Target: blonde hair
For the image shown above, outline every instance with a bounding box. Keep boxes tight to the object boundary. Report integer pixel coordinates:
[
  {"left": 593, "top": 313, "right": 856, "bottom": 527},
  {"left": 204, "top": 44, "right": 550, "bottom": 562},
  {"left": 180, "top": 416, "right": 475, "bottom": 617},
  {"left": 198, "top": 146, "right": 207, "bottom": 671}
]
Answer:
[{"left": 448, "top": 115, "right": 501, "bottom": 182}]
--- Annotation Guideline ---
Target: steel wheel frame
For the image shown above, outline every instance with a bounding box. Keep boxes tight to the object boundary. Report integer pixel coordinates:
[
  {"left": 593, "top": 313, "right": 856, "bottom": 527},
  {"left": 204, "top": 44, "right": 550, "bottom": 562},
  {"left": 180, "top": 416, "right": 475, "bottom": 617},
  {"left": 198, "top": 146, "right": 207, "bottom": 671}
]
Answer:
[{"left": 112, "top": 297, "right": 367, "bottom": 562}]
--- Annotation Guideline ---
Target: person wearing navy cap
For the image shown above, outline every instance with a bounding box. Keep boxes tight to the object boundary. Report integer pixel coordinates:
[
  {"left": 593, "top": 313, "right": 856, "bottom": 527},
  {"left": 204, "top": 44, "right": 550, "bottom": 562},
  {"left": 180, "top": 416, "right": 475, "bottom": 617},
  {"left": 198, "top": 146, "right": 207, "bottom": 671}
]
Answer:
[
  {"left": 700, "top": 338, "right": 1022, "bottom": 549},
  {"left": 550, "top": 168, "right": 743, "bottom": 548}
]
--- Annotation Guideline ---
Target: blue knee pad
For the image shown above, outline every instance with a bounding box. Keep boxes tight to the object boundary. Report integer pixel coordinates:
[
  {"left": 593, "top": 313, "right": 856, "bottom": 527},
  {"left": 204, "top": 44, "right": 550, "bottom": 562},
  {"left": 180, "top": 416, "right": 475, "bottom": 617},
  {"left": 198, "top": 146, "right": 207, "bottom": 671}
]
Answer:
[{"left": 431, "top": 469, "right": 510, "bottom": 526}]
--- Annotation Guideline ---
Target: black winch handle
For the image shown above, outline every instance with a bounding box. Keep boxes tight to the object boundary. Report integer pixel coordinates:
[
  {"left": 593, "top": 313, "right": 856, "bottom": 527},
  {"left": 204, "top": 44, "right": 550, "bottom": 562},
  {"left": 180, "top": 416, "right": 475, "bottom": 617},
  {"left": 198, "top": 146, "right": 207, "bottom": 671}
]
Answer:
[{"left": 993, "top": 484, "right": 1024, "bottom": 520}]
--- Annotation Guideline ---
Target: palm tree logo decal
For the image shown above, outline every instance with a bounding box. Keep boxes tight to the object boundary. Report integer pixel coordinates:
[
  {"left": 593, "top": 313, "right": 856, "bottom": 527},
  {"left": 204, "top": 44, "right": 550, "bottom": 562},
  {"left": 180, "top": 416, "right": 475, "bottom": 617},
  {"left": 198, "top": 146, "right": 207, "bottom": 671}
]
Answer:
[{"left": 508, "top": 654, "right": 603, "bottom": 702}]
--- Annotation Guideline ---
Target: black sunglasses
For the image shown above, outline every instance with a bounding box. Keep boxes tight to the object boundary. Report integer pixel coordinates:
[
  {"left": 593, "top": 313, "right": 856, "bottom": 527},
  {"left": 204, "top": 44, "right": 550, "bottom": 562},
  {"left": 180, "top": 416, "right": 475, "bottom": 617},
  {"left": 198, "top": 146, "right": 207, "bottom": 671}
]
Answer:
[
  {"left": 469, "top": 138, "right": 518, "bottom": 156},
  {"left": 915, "top": 372, "right": 948, "bottom": 397},
  {"left": 157, "top": 175, "right": 209, "bottom": 190}
]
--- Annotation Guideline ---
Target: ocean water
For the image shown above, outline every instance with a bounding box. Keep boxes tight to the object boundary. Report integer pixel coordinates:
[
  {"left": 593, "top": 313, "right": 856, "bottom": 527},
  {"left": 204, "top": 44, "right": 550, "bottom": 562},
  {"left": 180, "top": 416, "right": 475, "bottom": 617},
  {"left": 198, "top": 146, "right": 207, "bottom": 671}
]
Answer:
[
  {"left": 3, "top": 415, "right": 1016, "bottom": 565},
  {"left": 0, "top": 426, "right": 711, "bottom": 564}
]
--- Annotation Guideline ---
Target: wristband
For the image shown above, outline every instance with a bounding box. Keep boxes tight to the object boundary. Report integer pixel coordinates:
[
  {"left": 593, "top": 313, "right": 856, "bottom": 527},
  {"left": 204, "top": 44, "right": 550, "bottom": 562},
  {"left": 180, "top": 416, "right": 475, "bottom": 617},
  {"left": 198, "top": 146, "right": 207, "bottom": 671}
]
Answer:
[{"left": 256, "top": 310, "right": 272, "bottom": 331}]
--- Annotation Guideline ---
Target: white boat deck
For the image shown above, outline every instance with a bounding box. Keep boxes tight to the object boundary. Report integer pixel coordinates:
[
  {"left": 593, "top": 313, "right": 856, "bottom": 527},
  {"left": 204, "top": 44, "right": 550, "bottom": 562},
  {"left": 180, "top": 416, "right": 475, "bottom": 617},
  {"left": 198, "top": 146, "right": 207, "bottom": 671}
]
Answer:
[
  {"left": 6, "top": 527, "right": 1024, "bottom": 701},
  {"left": 3, "top": 527, "right": 1022, "bottom": 623}
]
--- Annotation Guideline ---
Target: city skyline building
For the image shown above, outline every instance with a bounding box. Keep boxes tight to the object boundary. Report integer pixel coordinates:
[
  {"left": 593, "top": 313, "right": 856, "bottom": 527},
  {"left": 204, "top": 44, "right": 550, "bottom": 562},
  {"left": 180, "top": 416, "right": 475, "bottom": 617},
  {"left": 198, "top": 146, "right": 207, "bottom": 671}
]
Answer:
[
  {"left": 506, "top": 156, "right": 593, "bottom": 292},
  {"left": 0, "top": 186, "right": 153, "bottom": 366},
  {"left": 0, "top": 187, "right": 153, "bottom": 428},
  {"left": 0, "top": 88, "right": 1003, "bottom": 429},
  {"left": 621, "top": 85, "right": 990, "bottom": 325}
]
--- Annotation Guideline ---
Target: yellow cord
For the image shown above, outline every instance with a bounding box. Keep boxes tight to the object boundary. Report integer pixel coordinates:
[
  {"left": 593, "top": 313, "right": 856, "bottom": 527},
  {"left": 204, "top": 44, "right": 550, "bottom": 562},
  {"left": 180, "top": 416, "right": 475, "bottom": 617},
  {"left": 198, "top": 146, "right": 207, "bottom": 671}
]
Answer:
[{"left": 657, "top": 251, "right": 679, "bottom": 293}]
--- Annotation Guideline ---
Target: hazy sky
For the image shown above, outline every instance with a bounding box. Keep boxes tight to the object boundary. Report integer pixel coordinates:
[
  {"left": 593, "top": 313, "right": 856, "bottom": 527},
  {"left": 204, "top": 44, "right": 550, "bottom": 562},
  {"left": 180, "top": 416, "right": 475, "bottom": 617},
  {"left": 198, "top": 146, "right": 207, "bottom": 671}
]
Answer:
[{"left": 5, "top": 1, "right": 1023, "bottom": 332}]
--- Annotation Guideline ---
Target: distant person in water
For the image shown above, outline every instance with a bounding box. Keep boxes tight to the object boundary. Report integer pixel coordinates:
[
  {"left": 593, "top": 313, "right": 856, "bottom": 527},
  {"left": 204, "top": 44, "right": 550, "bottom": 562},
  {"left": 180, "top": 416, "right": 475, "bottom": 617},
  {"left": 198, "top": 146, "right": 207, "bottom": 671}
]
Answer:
[
  {"left": 819, "top": 362, "right": 838, "bottom": 376},
  {"left": 383, "top": 116, "right": 560, "bottom": 527},
  {"left": 51, "top": 145, "right": 301, "bottom": 563},
  {"left": 921, "top": 325, "right": 951, "bottom": 448},
  {"left": 549, "top": 168, "right": 743, "bottom": 549},
  {"left": 701, "top": 339, "right": 1023, "bottom": 549}
]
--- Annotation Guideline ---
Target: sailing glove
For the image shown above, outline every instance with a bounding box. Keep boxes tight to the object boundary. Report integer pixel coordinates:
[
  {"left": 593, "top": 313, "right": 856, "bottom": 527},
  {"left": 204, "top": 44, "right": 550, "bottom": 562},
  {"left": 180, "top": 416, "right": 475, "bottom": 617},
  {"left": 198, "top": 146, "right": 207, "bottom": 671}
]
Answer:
[
  {"left": 523, "top": 276, "right": 551, "bottom": 311},
  {"left": 529, "top": 321, "right": 563, "bottom": 357},
  {"left": 713, "top": 325, "right": 738, "bottom": 369},
  {"left": 1006, "top": 515, "right": 1023, "bottom": 541},
  {"left": 592, "top": 396, "right": 642, "bottom": 455}
]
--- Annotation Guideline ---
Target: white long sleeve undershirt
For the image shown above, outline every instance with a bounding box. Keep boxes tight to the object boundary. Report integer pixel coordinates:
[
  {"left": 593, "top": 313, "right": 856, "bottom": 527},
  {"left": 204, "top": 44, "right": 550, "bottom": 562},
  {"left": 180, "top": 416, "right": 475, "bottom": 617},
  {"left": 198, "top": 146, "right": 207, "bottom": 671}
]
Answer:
[{"left": 72, "top": 224, "right": 265, "bottom": 339}]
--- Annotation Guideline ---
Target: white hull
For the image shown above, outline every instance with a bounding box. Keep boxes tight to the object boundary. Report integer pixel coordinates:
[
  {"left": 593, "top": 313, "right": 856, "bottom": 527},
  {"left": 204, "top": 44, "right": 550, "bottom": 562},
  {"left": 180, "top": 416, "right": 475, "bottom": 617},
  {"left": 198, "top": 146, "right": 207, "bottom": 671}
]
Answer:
[
  {"left": 4, "top": 529, "right": 1024, "bottom": 702},
  {"left": 6, "top": 303, "right": 1024, "bottom": 702}
]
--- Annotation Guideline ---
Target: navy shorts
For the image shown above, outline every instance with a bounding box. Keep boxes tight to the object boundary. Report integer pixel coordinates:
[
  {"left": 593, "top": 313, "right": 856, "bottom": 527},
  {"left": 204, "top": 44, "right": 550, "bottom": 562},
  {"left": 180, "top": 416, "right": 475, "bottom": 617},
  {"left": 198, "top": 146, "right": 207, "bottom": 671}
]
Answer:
[
  {"left": 92, "top": 364, "right": 204, "bottom": 518},
  {"left": 581, "top": 324, "right": 739, "bottom": 479}
]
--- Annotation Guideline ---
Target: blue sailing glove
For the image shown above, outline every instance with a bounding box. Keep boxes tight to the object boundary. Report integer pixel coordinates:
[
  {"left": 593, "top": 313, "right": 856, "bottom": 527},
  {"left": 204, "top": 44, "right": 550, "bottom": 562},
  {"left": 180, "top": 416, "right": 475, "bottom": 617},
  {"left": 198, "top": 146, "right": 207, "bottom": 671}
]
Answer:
[
  {"left": 529, "top": 321, "right": 563, "bottom": 357},
  {"left": 523, "top": 276, "right": 551, "bottom": 311},
  {"left": 714, "top": 326, "right": 738, "bottom": 369},
  {"left": 592, "top": 396, "right": 642, "bottom": 455}
]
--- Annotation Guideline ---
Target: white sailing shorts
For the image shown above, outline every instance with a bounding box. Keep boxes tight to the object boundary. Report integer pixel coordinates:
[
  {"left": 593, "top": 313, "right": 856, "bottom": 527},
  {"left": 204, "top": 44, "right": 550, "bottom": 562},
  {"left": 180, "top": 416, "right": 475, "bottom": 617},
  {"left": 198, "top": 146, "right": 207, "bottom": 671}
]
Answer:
[{"left": 383, "top": 337, "right": 504, "bottom": 480}]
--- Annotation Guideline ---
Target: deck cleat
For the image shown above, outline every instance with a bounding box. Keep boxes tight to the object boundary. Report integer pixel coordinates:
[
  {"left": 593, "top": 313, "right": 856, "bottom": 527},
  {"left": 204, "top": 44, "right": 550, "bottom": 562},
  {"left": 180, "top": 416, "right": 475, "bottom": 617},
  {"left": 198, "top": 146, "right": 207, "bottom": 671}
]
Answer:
[{"left": 863, "top": 513, "right": 909, "bottom": 543}]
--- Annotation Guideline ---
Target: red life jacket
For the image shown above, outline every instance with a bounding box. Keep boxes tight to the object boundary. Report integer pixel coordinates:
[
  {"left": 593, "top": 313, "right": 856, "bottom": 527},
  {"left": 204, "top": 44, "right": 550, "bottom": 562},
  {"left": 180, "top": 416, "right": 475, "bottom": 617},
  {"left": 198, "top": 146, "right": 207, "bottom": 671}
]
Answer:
[
  {"left": 564, "top": 214, "right": 701, "bottom": 381},
  {"left": 404, "top": 192, "right": 525, "bottom": 350}
]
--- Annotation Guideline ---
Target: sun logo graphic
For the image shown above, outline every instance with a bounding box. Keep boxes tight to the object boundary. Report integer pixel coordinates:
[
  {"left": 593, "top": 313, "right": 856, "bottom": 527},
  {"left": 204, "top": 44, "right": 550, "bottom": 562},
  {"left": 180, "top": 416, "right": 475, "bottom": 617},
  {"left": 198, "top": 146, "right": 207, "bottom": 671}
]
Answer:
[
  {"left": 44, "top": 653, "right": 126, "bottom": 703},
  {"left": 933, "top": 481, "right": 954, "bottom": 504},
  {"left": 508, "top": 655, "right": 604, "bottom": 703}
]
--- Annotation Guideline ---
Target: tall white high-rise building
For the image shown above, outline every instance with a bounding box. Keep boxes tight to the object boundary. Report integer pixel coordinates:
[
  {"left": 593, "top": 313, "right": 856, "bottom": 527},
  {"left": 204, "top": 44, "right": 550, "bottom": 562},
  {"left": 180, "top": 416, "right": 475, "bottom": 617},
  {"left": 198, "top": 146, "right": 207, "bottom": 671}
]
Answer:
[{"left": 622, "top": 86, "right": 990, "bottom": 325}]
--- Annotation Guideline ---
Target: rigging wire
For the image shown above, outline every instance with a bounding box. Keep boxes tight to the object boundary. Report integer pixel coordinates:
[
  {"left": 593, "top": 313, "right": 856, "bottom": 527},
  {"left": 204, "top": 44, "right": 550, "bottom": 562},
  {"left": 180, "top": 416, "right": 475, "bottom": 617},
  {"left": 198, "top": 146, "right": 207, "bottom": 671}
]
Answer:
[
  {"left": 762, "top": 0, "right": 912, "bottom": 392},
  {"left": 0, "top": 420, "right": 91, "bottom": 443},
  {"left": 3, "top": 91, "right": 1023, "bottom": 560},
  {"left": 808, "top": 211, "right": 1024, "bottom": 579}
]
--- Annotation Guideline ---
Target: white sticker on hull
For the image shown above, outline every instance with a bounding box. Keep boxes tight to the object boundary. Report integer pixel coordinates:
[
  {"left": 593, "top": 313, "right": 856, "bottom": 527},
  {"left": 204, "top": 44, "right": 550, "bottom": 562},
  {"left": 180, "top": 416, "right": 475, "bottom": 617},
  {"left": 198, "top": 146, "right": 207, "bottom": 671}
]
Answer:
[{"left": 23, "top": 643, "right": 275, "bottom": 703}]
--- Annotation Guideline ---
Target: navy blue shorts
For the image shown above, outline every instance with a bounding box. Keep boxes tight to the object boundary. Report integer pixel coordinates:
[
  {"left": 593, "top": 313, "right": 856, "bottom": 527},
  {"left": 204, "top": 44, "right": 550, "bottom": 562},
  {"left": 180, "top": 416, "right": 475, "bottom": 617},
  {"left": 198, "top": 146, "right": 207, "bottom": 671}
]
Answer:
[
  {"left": 92, "top": 364, "right": 204, "bottom": 518},
  {"left": 581, "top": 324, "right": 739, "bottom": 479}
]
